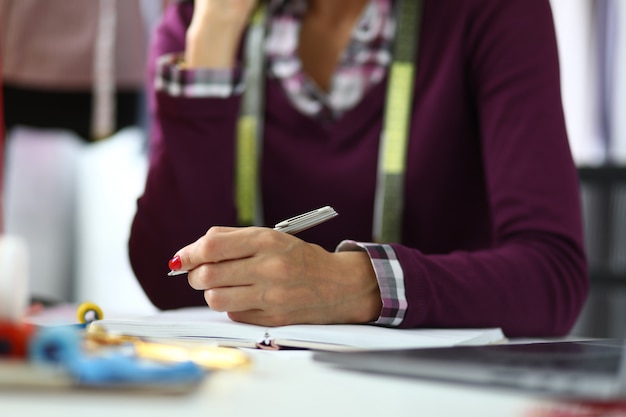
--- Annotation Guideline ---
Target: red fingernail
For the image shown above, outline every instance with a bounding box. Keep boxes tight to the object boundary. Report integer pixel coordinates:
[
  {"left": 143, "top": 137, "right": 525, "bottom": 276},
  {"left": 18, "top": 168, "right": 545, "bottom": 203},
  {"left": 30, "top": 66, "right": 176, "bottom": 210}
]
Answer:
[{"left": 168, "top": 255, "right": 182, "bottom": 270}]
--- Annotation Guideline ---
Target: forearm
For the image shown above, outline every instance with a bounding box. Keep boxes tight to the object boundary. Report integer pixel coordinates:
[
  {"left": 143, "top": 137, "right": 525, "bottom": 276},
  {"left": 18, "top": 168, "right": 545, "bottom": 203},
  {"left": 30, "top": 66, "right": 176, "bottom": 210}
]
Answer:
[
  {"left": 130, "top": 92, "right": 241, "bottom": 309},
  {"left": 130, "top": 0, "right": 253, "bottom": 308},
  {"left": 184, "top": 0, "right": 256, "bottom": 68},
  {"left": 394, "top": 235, "right": 588, "bottom": 337}
]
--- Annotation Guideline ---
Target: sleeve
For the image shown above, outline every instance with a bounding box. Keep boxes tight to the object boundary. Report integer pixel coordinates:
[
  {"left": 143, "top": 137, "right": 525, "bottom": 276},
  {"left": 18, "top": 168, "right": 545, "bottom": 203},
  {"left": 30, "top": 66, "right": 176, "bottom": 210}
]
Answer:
[
  {"left": 154, "top": 52, "right": 244, "bottom": 98},
  {"left": 337, "top": 240, "right": 407, "bottom": 326},
  {"left": 128, "top": 2, "right": 244, "bottom": 309},
  {"left": 394, "top": 0, "right": 588, "bottom": 337}
]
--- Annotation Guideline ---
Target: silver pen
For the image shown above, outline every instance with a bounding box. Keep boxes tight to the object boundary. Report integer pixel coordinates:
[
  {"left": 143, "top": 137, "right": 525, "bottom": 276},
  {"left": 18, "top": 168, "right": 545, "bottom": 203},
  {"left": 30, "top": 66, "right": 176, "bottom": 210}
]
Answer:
[{"left": 167, "top": 206, "right": 338, "bottom": 276}]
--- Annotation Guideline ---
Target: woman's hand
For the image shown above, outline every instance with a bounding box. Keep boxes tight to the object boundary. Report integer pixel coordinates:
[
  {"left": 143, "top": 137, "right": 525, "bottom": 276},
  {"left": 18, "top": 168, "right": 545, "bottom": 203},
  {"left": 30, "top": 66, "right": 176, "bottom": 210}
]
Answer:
[
  {"left": 169, "top": 226, "right": 382, "bottom": 326},
  {"left": 185, "top": 0, "right": 259, "bottom": 68}
]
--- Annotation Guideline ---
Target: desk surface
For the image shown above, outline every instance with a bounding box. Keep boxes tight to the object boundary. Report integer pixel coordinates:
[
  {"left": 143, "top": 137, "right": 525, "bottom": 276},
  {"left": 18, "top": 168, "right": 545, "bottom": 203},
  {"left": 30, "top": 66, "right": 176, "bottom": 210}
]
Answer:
[{"left": 0, "top": 349, "right": 549, "bottom": 417}]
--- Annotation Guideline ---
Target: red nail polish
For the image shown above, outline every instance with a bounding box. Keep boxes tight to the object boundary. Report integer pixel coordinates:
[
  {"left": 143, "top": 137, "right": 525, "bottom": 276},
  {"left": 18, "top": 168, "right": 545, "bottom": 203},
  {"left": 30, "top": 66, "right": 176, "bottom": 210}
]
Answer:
[{"left": 168, "top": 255, "right": 182, "bottom": 270}]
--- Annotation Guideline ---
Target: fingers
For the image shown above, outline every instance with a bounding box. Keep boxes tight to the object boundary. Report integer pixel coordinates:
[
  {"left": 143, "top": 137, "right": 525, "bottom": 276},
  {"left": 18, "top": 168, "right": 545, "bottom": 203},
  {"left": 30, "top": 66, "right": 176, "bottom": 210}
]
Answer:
[
  {"left": 178, "top": 226, "right": 241, "bottom": 269},
  {"left": 173, "top": 226, "right": 291, "bottom": 273},
  {"left": 177, "top": 241, "right": 381, "bottom": 326},
  {"left": 203, "top": 285, "right": 260, "bottom": 313},
  {"left": 205, "top": 287, "right": 310, "bottom": 327},
  {"left": 186, "top": 257, "right": 257, "bottom": 290},
  {"left": 227, "top": 310, "right": 295, "bottom": 328},
  {"left": 171, "top": 226, "right": 245, "bottom": 272}
]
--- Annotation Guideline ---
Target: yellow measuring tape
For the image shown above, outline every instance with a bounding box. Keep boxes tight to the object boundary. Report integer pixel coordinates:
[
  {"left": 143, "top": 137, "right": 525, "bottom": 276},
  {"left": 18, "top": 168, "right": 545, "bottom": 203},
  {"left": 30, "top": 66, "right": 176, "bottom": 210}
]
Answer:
[
  {"left": 374, "top": 0, "right": 423, "bottom": 243},
  {"left": 236, "top": 4, "right": 268, "bottom": 226},
  {"left": 236, "top": 0, "right": 423, "bottom": 242}
]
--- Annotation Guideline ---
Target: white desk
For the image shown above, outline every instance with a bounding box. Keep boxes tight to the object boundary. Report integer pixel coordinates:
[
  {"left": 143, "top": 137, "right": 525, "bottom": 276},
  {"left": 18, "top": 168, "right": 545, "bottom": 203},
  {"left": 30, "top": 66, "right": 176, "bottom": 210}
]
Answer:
[{"left": 0, "top": 349, "right": 548, "bottom": 417}]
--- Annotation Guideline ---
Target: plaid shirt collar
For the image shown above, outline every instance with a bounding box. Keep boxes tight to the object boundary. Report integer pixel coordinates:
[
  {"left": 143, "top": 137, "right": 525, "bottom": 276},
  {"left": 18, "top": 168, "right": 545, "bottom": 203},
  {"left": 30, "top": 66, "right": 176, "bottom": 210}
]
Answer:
[{"left": 265, "top": 0, "right": 395, "bottom": 120}]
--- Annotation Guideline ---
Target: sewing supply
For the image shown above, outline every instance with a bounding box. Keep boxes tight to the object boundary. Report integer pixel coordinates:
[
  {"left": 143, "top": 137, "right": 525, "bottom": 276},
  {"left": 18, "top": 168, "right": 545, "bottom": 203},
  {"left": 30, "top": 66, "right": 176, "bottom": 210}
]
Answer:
[
  {"left": 76, "top": 301, "right": 104, "bottom": 325},
  {"left": 132, "top": 340, "right": 251, "bottom": 371},
  {"left": 0, "top": 309, "right": 216, "bottom": 392},
  {"left": 86, "top": 324, "right": 252, "bottom": 371},
  {"left": 29, "top": 325, "right": 81, "bottom": 364},
  {"left": 167, "top": 205, "right": 338, "bottom": 276},
  {"left": 0, "top": 321, "right": 35, "bottom": 359},
  {"left": 28, "top": 326, "right": 205, "bottom": 388},
  {"left": 0, "top": 235, "right": 29, "bottom": 321}
]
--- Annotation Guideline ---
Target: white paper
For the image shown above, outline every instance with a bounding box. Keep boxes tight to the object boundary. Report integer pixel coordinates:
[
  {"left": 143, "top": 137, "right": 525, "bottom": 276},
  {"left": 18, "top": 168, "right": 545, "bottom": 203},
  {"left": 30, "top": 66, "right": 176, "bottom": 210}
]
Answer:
[{"left": 93, "top": 307, "right": 506, "bottom": 351}]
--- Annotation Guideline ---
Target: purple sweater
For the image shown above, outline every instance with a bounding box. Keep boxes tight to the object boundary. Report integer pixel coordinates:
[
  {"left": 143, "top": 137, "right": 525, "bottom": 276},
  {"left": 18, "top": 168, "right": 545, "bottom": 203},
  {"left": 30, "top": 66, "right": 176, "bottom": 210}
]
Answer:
[{"left": 129, "top": 0, "right": 588, "bottom": 337}]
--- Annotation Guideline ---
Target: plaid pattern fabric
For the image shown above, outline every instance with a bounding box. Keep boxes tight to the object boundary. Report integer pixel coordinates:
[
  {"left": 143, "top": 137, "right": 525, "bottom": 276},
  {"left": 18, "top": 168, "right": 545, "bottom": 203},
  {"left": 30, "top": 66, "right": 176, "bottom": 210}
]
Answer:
[
  {"left": 266, "top": 0, "right": 394, "bottom": 119},
  {"left": 337, "top": 240, "right": 407, "bottom": 326},
  {"left": 155, "top": 54, "right": 245, "bottom": 97},
  {"left": 155, "top": 0, "right": 394, "bottom": 117}
]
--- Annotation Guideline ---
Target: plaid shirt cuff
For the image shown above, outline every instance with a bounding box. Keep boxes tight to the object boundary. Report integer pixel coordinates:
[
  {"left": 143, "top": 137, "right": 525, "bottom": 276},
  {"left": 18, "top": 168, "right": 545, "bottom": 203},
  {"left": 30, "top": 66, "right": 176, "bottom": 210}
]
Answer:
[
  {"left": 154, "top": 53, "right": 245, "bottom": 97},
  {"left": 336, "top": 240, "right": 407, "bottom": 326}
]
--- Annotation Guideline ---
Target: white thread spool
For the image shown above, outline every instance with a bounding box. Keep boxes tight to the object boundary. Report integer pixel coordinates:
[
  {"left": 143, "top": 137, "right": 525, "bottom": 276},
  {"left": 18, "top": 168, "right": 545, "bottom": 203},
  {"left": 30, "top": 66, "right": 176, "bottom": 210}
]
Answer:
[{"left": 0, "top": 235, "right": 29, "bottom": 321}]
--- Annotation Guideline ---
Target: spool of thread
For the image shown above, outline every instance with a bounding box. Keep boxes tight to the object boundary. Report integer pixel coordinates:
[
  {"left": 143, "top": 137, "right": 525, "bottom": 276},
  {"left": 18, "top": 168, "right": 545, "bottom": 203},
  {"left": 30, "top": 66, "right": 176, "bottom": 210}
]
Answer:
[
  {"left": 0, "top": 235, "right": 30, "bottom": 321},
  {"left": 76, "top": 301, "right": 104, "bottom": 325},
  {"left": 29, "top": 326, "right": 80, "bottom": 364}
]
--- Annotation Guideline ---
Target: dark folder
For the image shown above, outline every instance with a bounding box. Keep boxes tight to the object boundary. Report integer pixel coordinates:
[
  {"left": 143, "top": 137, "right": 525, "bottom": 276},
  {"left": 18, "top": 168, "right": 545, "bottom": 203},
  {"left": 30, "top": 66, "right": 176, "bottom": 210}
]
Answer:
[{"left": 314, "top": 339, "right": 626, "bottom": 400}]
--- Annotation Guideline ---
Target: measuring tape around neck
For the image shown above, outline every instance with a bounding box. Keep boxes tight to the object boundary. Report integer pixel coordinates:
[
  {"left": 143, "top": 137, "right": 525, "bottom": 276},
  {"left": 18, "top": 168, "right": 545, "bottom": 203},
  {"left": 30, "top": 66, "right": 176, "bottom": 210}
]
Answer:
[
  {"left": 373, "top": 0, "right": 423, "bottom": 243},
  {"left": 236, "top": 4, "right": 268, "bottom": 226},
  {"left": 236, "top": 0, "right": 423, "bottom": 242}
]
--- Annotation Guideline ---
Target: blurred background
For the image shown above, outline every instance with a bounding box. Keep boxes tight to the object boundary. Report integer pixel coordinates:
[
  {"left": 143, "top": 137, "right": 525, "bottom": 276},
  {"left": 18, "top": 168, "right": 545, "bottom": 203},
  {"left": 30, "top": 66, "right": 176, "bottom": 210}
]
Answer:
[
  {"left": 0, "top": 0, "right": 163, "bottom": 315},
  {"left": 1, "top": 0, "right": 625, "bottom": 336}
]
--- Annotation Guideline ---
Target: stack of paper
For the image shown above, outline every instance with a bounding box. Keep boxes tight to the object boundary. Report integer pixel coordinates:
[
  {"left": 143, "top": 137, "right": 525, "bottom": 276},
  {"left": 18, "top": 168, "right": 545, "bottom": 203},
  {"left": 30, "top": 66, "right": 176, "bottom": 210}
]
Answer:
[{"left": 91, "top": 307, "right": 506, "bottom": 351}]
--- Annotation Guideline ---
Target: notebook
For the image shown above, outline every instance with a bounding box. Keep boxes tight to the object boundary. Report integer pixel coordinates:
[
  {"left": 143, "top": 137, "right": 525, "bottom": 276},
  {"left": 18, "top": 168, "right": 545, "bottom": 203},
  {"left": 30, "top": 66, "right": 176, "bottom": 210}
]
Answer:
[
  {"left": 90, "top": 307, "right": 505, "bottom": 351},
  {"left": 313, "top": 338, "right": 626, "bottom": 399}
]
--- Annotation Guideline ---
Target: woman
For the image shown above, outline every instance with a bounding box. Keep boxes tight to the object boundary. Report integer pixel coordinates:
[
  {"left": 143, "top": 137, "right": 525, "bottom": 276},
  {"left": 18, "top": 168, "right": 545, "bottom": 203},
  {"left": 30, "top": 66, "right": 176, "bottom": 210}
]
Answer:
[{"left": 129, "top": 0, "right": 588, "bottom": 337}]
